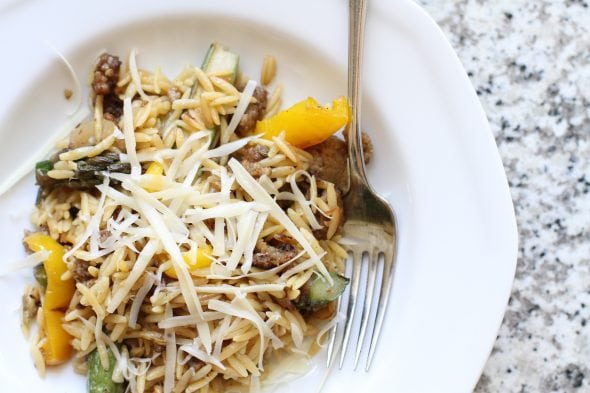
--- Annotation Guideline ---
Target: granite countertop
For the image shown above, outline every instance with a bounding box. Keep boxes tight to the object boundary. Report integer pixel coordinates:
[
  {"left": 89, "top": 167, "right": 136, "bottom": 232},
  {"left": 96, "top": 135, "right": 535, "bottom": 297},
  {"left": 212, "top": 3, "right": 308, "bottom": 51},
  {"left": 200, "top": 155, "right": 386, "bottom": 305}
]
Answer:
[{"left": 417, "top": 0, "right": 590, "bottom": 392}]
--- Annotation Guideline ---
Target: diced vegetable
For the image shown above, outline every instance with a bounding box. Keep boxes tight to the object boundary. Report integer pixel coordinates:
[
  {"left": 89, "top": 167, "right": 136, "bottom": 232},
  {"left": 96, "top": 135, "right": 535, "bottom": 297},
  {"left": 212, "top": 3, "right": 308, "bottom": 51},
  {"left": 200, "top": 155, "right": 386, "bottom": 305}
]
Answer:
[
  {"left": 88, "top": 347, "right": 124, "bottom": 393},
  {"left": 295, "top": 271, "right": 349, "bottom": 311},
  {"left": 24, "top": 234, "right": 74, "bottom": 310},
  {"left": 34, "top": 263, "right": 48, "bottom": 288},
  {"left": 24, "top": 233, "right": 75, "bottom": 365},
  {"left": 143, "top": 162, "right": 165, "bottom": 192},
  {"left": 36, "top": 160, "right": 54, "bottom": 173},
  {"left": 201, "top": 43, "right": 240, "bottom": 85},
  {"left": 35, "top": 152, "right": 131, "bottom": 191},
  {"left": 145, "top": 161, "right": 164, "bottom": 176},
  {"left": 43, "top": 309, "right": 73, "bottom": 365},
  {"left": 256, "top": 96, "right": 350, "bottom": 149},
  {"left": 164, "top": 244, "right": 213, "bottom": 279}
]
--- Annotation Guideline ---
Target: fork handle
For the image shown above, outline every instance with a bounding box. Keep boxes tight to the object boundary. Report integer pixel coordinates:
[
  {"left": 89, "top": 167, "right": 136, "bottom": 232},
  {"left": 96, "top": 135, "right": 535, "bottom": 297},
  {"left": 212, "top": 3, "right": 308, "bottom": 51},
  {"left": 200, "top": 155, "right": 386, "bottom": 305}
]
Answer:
[{"left": 347, "top": 0, "right": 369, "bottom": 190}]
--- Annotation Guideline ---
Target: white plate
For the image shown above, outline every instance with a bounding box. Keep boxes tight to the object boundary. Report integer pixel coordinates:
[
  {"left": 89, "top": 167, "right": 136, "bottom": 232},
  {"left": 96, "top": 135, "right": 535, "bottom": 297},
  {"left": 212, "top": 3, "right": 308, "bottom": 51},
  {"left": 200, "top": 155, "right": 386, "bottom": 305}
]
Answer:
[{"left": 0, "top": 1, "right": 518, "bottom": 392}]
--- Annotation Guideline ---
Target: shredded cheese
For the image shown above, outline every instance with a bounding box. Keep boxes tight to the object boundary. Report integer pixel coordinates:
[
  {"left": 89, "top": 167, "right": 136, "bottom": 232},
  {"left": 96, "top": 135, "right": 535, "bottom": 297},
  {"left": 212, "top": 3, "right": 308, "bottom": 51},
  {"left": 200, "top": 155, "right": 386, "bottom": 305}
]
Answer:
[
  {"left": 64, "top": 177, "right": 109, "bottom": 262},
  {"left": 163, "top": 303, "right": 176, "bottom": 393},
  {"left": 208, "top": 293, "right": 283, "bottom": 369},
  {"left": 0, "top": 250, "right": 50, "bottom": 276},
  {"left": 123, "top": 97, "right": 141, "bottom": 177},
  {"left": 228, "top": 159, "right": 332, "bottom": 283},
  {"left": 107, "top": 239, "right": 159, "bottom": 313},
  {"left": 241, "top": 212, "right": 268, "bottom": 274},
  {"left": 129, "top": 48, "right": 149, "bottom": 101},
  {"left": 223, "top": 80, "right": 258, "bottom": 142},
  {"left": 129, "top": 273, "right": 156, "bottom": 328}
]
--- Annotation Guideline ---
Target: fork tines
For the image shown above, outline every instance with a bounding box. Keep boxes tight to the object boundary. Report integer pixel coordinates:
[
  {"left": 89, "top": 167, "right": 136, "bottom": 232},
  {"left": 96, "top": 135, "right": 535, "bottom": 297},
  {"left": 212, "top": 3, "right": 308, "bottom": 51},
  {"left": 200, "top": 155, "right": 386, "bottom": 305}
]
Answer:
[{"left": 327, "top": 237, "right": 395, "bottom": 371}]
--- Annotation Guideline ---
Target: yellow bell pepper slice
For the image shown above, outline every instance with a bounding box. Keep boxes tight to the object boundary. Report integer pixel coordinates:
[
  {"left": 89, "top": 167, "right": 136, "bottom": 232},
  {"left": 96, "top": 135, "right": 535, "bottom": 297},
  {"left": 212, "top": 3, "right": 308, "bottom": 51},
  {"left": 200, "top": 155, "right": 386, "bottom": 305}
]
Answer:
[
  {"left": 42, "top": 310, "right": 73, "bottom": 366},
  {"left": 164, "top": 244, "right": 213, "bottom": 279},
  {"left": 24, "top": 234, "right": 74, "bottom": 311},
  {"left": 256, "top": 96, "right": 349, "bottom": 149},
  {"left": 143, "top": 162, "right": 165, "bottom": 192},
  {"left": 24, "top": 233, "right": 75, "bottom": 366}
]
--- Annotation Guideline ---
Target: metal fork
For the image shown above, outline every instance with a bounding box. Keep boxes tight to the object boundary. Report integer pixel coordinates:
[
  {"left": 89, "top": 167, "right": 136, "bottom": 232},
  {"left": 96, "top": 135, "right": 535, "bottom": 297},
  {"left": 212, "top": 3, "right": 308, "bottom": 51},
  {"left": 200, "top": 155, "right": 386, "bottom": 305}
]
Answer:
[{"left": 326, "top": 0, "right": 398, "bottom": 372}]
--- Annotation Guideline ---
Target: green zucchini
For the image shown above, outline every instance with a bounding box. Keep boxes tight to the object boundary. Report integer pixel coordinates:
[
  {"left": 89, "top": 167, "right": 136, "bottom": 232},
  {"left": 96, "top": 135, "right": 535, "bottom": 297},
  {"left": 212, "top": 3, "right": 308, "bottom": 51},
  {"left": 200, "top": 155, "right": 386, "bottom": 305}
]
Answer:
[
  {"left": 295, "top": 272, "right": 349, "bottom": 311},
  {"left": 88, "top": 347, "right": 124, "bottom": 393},
  {"left": 33, "top": 263, "right": 47, "bottom": 289},
  {"left": 201, "top": 42, "right": 240, "bottom": 84}
]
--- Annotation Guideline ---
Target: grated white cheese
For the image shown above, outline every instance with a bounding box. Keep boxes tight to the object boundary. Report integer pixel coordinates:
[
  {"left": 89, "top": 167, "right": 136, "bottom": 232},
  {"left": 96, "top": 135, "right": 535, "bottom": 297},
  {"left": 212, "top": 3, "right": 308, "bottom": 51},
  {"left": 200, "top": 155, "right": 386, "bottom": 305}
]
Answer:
[
  {"left": 208, "top": 293, "right": 283, "bottom": 369},
  {"left": 206, "top": 134, "right": 260, "bottom": 159},
  {"left": 133, "top": 191, "right": 212, "bottom": 353},
  {"left": 107, "top": 239, "right": 159, "bottom": 313},
  {"left": 158, "top": 312, "right": 225, "bottom": 329},
  {"left": 213, "top": 316, "right": 232, "bottom": 358},
  {"left": 288, "top": 171, "right": 322, "bottom": 230},
  {"left": 112, "top": 174, "right": 188, "bottom": 240},
  {"left": 179, "top": 338, "right": 225, "bottom": 370},
  {"left": 128, "top": 273, "right": 156, "bottom": 329},
  {"left": 241, "top": 212, "right": 268, "bottom": 274},
  {"left": 226, "top": 210, "right": 258, "bottom": 271},
  {"left": 212, "top": 217, "right": 225, "bottom": 257},
  {"left": 223, "top": 80, "right": 258, "bottom": 142},
  {"left": 228, "top": 159, "right": 332, "bottom": 283},
  {"left": 166, "top": 131, "right": 211, "bottom": 181},
  {"left": 163, "top": 303, "right": 176, "bottom": 393},
  {"left": 206, "top": 250, "right": 305, "bottom": 281},
  {"left": 64, "top": 177, "right": 109, "bottom": 262},
  {"left": 123, "top": 97, "right": 141, "bottom": 177},
  {"left": 0, "top": 250, "right": 50, "bottom": 276},
  {"left": 184, "top": 201, "right": 259, "bottom": 222},
  {"left": 129, "top": 48, "right": 149, "bottom": 101},
  {"left": 194, "top": 283, "right": 285, "bottom": 294}
]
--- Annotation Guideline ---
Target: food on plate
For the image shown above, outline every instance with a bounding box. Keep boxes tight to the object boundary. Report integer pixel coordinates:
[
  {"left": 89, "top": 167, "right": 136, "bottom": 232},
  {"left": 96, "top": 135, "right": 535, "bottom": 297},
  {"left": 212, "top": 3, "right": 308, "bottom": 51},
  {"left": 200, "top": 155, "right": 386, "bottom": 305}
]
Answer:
[{"left": 19, "top": 43, "right": 372, "bottom": 392}]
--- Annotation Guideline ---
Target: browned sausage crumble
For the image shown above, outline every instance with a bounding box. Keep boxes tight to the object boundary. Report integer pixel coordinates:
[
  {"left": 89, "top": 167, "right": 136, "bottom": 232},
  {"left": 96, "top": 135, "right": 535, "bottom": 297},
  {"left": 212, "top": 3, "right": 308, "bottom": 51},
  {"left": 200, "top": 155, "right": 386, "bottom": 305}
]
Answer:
[{"left": 235, "top": 86, "right": 268, "bottom": 136}]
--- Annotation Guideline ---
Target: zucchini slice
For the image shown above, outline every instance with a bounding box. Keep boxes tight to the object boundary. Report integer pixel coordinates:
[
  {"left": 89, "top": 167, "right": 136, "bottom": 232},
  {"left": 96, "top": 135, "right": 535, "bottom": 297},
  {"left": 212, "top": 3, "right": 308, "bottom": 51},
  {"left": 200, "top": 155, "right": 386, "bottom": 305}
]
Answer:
[
  {"left": 295, "top": 272, "right": 349, "bottom": 311},
  {"left": 201, "top": 42, "right": 240, "bottom": 85}
]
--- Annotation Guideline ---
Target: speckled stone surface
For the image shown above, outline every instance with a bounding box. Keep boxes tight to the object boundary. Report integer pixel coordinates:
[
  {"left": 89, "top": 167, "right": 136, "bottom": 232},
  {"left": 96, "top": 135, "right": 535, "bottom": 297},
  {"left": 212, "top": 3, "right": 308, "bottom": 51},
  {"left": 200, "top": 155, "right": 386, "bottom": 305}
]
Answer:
[{"left": 415, "top": 0, "right": 590, "bottom": 392}]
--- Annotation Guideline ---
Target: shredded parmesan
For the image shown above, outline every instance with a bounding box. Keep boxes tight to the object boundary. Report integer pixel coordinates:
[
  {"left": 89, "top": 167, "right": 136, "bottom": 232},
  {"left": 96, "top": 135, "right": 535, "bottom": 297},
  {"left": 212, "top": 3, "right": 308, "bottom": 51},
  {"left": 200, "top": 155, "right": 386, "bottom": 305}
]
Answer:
[
  {"left": 206, "top": 134, "right": 260, "bottom": 159},
  {"left": 129, "top": 273, "right": 156, "bottom": 328},
  {"left": 208, "top": 293, "right": 283, "bottom": 369},
  {"left": 228, "top": 159, "right": 332, "bottom": 283},
  {"left": 223, "top": 80, "right": 257, "bottom": 142},
  {"left": 163, "top": 303, "right": 176, "bottom": 393},
  {"left": 64, "top": 177, "right": 109, "bottom": 262},
  {"left": 179, "top": 339, "right": 225, "bottom": 370},
  {"left": 0, "top": 250, "right": 49, "bottom": 276},
  {"left": 241, "top": 212, "right": 268, "bottom": 274},
  {"left": 107, "top": 239, "right": 158, "bottom": 312},
  {"left": 132, "top": 189, "right": 212, "bottom": 353},
  {"left": 123, "top": 97, "right": 141, "bottom": 177},
  {"left": 129, "top": 48, "right": 149, "bottom": 101}
]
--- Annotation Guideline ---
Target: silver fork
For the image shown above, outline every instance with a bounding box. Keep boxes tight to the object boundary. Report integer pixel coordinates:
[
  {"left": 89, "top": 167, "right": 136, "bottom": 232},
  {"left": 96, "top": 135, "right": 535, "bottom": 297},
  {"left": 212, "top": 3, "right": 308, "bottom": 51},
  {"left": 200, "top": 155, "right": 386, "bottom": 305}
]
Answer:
[{"left": 326, "top": 0, "right": 398, "bottom": 372}]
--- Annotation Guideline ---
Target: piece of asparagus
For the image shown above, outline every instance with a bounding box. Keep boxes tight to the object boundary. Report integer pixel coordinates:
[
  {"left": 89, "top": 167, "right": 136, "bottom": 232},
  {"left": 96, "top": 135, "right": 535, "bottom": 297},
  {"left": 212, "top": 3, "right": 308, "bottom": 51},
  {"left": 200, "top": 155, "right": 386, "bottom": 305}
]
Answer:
[{"left": 35, "top": 152, "right": 131, "bottom": 191}]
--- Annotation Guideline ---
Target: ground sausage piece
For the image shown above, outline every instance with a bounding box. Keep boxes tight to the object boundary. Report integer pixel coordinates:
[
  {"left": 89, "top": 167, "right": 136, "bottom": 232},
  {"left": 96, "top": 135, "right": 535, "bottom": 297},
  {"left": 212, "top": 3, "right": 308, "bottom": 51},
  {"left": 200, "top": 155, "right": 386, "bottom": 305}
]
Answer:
[
  {"left": 235, "top": 86, "right": 268, "bottom": 136},
  {"left": 103, "top": 93, "right": 123, "bottom": 122},
  {"left": 252, "top": 235, "right": 299, "bottom": 269},
  {"left": 306, "top": 136, "right": 348, "bottom": 191},
  {"left": 232, "top": 143, "right": 271, "bottom": 178},
  {"left": 92, "top": 53, "right": 121, "bottom": 95},
  {"left": 343, "top": 131, "right": 373, "bottom": 164},
  {"left": 72, "top": 259, "right": 93, "bottom": 284}
]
